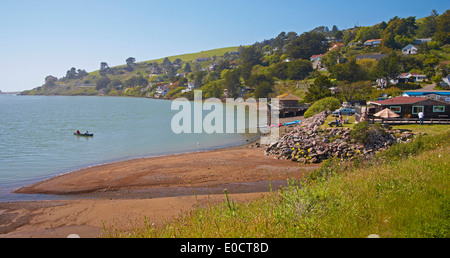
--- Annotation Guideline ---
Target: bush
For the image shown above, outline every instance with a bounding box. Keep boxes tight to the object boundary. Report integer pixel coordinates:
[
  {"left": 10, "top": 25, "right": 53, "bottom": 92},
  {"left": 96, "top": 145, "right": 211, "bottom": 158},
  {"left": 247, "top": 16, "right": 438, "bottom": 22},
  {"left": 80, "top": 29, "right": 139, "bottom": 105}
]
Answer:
[
  {"left": 304, "top": 97, "right": 341, "bottom": 118},
  {"left": 350, "top": 121, "right": 387, "bottom": 145}
]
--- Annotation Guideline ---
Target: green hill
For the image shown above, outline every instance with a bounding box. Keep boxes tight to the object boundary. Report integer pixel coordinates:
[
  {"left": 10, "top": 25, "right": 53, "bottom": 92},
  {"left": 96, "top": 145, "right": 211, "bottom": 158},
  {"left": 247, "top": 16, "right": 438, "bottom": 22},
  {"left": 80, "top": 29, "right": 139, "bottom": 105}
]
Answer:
[{"left": 22, "top": 46, "right": 241, "bottom": 97}]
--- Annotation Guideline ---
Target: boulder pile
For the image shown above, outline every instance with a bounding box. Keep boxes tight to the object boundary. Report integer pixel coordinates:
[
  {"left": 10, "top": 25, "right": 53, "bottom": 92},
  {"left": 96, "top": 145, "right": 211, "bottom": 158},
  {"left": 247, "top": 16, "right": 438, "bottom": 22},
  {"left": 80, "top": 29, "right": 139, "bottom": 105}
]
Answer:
[{"left": 264, "top": 111, "right": 415, "bottom": 164}]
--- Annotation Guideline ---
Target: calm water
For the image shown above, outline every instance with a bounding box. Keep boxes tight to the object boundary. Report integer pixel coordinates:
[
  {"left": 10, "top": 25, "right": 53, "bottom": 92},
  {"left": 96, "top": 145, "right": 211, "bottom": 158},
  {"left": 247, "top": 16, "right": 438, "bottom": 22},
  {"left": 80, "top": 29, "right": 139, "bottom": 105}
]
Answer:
[{"left": 0, "top": 95, "right": 257, "bottom": 202}]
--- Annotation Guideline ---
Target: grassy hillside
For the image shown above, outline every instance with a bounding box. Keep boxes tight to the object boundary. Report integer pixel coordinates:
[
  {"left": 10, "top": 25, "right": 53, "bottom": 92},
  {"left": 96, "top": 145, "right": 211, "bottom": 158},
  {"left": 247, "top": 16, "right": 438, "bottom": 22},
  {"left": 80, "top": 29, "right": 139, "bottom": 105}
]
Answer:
[
  {"left": 22, "top": 46, "right": 241, "bottom": 97},
  {"left": 139, "top": 46, "right": 241, "bottom": 65},
  {"left": 105, "top": 124, "right": 450, "bottom": 238}
]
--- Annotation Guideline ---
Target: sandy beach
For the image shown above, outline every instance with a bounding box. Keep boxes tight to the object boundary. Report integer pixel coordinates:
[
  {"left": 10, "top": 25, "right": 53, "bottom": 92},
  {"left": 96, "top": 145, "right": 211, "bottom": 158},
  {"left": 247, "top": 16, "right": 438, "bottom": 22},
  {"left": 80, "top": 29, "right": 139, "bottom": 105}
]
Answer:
[{"left": 0, "top": 116, "right": 316, "bottom": 238}]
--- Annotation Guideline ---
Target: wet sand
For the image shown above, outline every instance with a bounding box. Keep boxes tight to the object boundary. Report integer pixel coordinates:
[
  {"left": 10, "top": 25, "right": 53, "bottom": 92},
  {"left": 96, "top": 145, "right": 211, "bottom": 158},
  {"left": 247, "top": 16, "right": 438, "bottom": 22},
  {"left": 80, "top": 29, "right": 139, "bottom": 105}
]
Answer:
[{"left": 1, "top": 116, "right": 313, "bottom": 238}]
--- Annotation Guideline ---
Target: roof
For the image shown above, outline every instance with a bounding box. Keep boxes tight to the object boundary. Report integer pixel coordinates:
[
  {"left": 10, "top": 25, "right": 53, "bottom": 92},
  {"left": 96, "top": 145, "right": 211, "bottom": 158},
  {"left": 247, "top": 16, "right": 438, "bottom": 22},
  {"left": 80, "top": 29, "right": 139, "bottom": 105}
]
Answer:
[
  {"left": 310, "top": 54, "right": 325, "bottom": 59},
  {"left": 356, "top": 54, "right": 386, "bottom": 60},
  {"left": 399, "top": 73, "right": 426, "bottom": 78},
  {"left": 370, "top": 96, "right": 431, "bottom": 105},
  {"left": 277, "top": 93, "right": 301, "bottom": 101},
  {"left": 403, "top": 91, "right": 450, "bottom": 96},
  {"left": 402, "top": 44, "right": 418, "bottom": 49},
  {"left": 364, "top": 39, "right": 382, "bottom": 44}
]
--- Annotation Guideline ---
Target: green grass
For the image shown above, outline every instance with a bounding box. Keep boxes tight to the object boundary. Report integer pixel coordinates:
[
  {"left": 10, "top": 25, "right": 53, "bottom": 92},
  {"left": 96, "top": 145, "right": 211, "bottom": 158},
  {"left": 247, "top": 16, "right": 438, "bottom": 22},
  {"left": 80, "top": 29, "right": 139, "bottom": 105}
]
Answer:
[
  {"left": 321, "top": 114, "right": 356, "bottom": 130},
  {"left": 390, "top": 124, "right": 450, "bottom": 136},
  {"left": 138, "top": 46, "right": 241, "bottom": 65},
  {"left": 105, "top": 125, "right": 450, "bottom": 238}
]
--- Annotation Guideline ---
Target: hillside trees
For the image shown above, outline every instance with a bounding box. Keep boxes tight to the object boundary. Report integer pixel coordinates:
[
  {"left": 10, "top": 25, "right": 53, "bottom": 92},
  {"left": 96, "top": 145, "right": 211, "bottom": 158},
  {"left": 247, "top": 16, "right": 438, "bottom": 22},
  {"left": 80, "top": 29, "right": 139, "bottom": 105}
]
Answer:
[
  {"left": 126, "top": 57, "right": 136, "bottom": 72},
  {"left": 434, "top": 10, "right": 450, "bottom": 44},
  {"left": 62, "top": 67, "right": 88, "bottom": 80},
  {"left": 329, "top": 60, "right": 367, "bottom": 83},
  {"left": 286, "top": 31, "right": 329, "bottom": 60},
  {"left": 382, "top": 16, "right": 417, "bottom": 49},
  {"left": 223, "top": 69, "right": 242, "bottom": 98},
  {"left": 247, "top": 74, "right": 274, "bottom": 98},
  {"left": 304, "top": 75, "right": 333, "bottom": 103},
  {"left": 417, "top": 10, "right": 439, "bottom": 38},
  {"left": 375, "top": 53, "right": 402, "bottom": 84},
  {"left": 44, "top": 75, "right": 58, "bottom": 88}
]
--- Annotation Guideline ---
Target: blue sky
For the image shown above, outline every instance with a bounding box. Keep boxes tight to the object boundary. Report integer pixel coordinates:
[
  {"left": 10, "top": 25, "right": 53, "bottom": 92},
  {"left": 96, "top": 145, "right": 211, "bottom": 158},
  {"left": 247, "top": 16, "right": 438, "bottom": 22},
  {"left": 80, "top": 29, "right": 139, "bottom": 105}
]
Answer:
[{"left": 0, "top": 0, "right": 448, "bottom": 92}]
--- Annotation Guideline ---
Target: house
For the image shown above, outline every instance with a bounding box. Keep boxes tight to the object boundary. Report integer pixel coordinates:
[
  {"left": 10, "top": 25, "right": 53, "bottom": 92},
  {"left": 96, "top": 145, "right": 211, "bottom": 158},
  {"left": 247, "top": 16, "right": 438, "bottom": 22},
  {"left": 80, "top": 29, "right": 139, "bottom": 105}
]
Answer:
[
  {"left": 356, "top": 54, "right": 386, "bottom": 61},
  {"left": 310, "top": 54, "right": 325, "bottom": 69},
  {"left": 187, "top": 82, "right": 196, "bottom": 91},
  {"left": 277, "top": 93, "right": 303, "bottom": 118},
  {"left": 150, "top": 67, "right": 162, "bottom": 76},
  {"left": 402, "top": 91, "right": 450, "bottom": 103},
  {"left": 395, "top": 73, "right": 427, "bottom": 84},
  {"left": 364, "top": 39, "right": 382, "bottom": 47},
  {"left": 442, "top": 74, "right": 450, "bottom": 87},
  {"left": 209, "top": 63, "right": 218, "bottom": 72},
  {"left": 402, "top": 44, "right": 419, "bottom": 55},
  {"left": 155, "top": 85, "right": 169, "bottom": 98},
  {"left": 328, "top": 43, "right": 343, "bottom": 51},
  {"left": 414, "top": 38, "right": 432, "bottom": 45},
  {"left": 369, "top": 96, "right": 450, "bottom": 119}
]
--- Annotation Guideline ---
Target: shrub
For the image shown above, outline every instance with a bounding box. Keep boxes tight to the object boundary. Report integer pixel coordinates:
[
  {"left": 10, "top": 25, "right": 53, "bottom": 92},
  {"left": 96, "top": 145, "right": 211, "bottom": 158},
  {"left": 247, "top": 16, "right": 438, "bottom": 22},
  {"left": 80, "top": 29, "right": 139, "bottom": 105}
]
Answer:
[
  {"left": 350, "top": 121, "right": 387, "bottom": 145},
  {"left": 304, "top": 97, "right": 341, "bottom": 118}
]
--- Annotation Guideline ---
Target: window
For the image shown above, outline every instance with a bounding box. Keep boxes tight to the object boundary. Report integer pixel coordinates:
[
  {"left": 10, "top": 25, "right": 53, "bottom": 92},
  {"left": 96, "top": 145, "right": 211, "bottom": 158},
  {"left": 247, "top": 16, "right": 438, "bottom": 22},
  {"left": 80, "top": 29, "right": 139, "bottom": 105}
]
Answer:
[
  {"left": 433, "top": 106, "right": 445, "bottom": 112},
  {"left": 412, "top": 106, "right": 424, "bottom": 114},
  {"left": 390, "top": 106, "right": 401, "bottom": 113}
]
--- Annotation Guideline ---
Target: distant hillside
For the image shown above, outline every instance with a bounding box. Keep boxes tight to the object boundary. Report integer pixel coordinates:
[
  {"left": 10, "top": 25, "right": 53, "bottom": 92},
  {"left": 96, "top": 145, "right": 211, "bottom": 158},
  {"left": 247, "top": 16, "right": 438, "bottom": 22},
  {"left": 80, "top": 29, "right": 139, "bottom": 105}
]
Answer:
[{"left": 22, "top": 9, "right": 450, "bottom": 101}]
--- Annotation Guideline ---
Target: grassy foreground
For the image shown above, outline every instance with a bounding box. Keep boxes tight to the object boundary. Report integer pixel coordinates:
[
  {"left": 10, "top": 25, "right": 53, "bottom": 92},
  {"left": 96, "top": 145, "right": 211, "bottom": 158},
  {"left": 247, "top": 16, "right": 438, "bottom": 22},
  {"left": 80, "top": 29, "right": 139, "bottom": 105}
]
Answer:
[{"left": 106, "top": 125, "right": 450, "bottom": 238}]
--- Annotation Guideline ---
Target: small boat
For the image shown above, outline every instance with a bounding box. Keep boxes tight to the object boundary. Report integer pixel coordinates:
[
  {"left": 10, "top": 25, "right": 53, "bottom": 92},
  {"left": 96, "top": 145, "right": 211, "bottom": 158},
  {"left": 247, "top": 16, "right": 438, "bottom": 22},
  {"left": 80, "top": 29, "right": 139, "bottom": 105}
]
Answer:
[{"left": 74, "top": 133, "right": 94, "bottom": 137}]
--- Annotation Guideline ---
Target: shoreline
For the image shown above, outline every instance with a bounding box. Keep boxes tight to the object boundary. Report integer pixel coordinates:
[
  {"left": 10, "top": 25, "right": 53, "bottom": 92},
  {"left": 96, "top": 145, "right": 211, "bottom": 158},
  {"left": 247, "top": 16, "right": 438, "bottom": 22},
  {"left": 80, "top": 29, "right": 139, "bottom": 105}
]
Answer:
[{"left": 1, "top": 116, "right": 307, "bottom": 238}]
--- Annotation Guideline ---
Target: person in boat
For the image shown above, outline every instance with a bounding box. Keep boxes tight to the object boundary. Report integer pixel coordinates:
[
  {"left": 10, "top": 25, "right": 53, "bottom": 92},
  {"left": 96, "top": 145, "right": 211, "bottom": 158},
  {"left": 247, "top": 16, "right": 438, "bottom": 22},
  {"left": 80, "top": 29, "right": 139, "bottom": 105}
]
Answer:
[
  {"left": 85, "top": 130, "right": 89, "bottom": 135},
  {"left": 76, "top": 130, "right": 80, "bottom": 134}
]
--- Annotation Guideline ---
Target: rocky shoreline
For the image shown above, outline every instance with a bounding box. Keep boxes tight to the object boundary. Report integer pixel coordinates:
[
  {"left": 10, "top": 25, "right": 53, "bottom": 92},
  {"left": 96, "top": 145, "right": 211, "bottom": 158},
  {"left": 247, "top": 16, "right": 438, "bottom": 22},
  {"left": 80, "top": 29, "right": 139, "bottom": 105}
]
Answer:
[{"left": 265, "top": 111, "right": 417, "bottom": 164}]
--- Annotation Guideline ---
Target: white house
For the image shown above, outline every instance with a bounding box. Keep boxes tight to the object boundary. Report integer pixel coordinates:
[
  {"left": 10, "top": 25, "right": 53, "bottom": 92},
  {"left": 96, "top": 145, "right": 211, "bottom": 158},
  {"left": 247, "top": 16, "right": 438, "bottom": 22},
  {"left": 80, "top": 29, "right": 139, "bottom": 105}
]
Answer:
[
  {"left": 392, "top": 73, "right": 427, "bottom": 84},
  {"left": 402, "top": 44, "right": 419, "bottom": 55},
  {"left": 377, "top": 73, "right": 427, "bottom": 88},
  {"left": 155, "top": 85, "right": 169, "bottom": 97}
]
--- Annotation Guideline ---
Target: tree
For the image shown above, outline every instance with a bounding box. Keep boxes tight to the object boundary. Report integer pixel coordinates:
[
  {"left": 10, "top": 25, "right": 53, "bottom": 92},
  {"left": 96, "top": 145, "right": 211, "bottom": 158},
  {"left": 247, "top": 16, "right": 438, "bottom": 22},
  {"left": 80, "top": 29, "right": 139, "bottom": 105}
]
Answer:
[
  {"left": 286, "top": 31, "right": 329, "bottom": 60},
  {"left": 286, "top": 59, "right": 313, "bottom": 80},
  {"left": 202, "top": 81, "right": 224, "bottom": 99},
  {"left": 337, "top": 81, "right": 372, "bottom": 101},
  {"left": 240, "top": 45, "right": 263, "bottom": 66},
  {"left": 434, "top": 10, "right": 450, "bottom": 45},
  {"left": 96, "top": 77, "right": 111, "bottom": 90},
  {"left": 100, "top": 62, "right": 111, "bottom": 76},
  {"left": 382, "top": 16, "right": 417, "bottom": 49},
  {"left": 417, "top": 10, "right": 439, "bottom": 38},
  {"left": 375, "top": 53, "right": 402, "bottom": 87},
  {"left": 254, "top": 81, "right": 274, "bottom": 99},
  {"left": 161, "top": 57, "right": 173, "bottom": 73},
  {"left": 223, "top": 69, "right": 241, "bottom": 98},
  {"left": 184, "top": 63, "right": 192, "bottom": 73},
  {"left": 304, "top": 75, "right": 333, "bottom": 103},
  {"left": 126, "top": 57, "right": 136, "bottom": 72},
  {"left": 44, "top": 75, "right": 58, "bottom": 88},
  {"left": 303, "top": 97, "right": 341, "bottom": 118},
  {"left": 321, "top": 47, "right": 342, "bottom": 70},
  {"left": 247, "top": 74, "right": 274, "bottom": 98},
  {"left": 65, "top": 67, "right": 77, "bottom": 80},
  {"left": 329, "top": 59, "right": 367, "bottom": 83}
]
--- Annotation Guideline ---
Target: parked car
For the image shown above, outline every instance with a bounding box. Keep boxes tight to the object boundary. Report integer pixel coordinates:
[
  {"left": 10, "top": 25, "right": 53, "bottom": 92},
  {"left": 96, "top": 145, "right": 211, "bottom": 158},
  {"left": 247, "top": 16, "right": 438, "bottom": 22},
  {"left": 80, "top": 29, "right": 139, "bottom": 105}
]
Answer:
[{"left": 332, "top": 108, "right": 355, "bottom": 116}]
